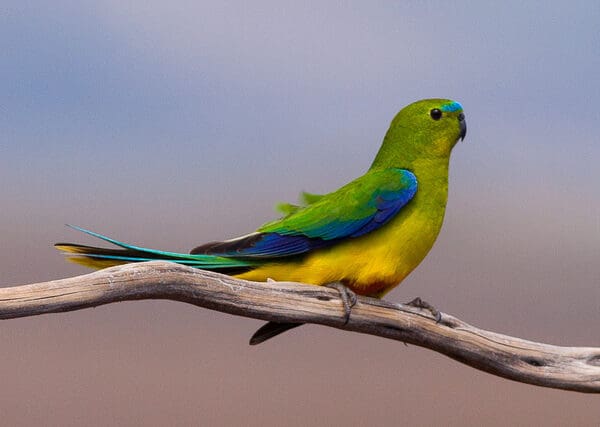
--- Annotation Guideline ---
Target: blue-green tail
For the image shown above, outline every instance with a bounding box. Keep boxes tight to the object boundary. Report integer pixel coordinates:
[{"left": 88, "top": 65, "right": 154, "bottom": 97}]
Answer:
[{"left": 55, "top": 225, "right": 255, "bottom": 274}]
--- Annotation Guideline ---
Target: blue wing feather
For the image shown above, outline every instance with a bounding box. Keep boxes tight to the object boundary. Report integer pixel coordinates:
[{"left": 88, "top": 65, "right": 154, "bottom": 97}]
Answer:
[{"left": 194, "top": 169, "right": 417, "bottom": 258}]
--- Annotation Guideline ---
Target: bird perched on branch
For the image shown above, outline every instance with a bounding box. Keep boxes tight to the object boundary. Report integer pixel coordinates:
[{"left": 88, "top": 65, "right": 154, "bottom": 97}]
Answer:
[{"left": 56, "top": 98, "right": 467, "bottom": 344}]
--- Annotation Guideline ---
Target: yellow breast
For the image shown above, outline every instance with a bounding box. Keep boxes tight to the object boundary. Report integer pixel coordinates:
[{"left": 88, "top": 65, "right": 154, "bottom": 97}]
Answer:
[
  {"left": 236, "top": 159, "right": 450, "bottom": 297},
  {"left": 235, "top": 198, "right": 446, "bottom": 297}
]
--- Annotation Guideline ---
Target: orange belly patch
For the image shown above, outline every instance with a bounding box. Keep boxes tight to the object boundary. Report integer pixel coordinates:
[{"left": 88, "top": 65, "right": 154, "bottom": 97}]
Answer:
[{"left": 343, "top": 279, "right": 398, "bottom": 298}]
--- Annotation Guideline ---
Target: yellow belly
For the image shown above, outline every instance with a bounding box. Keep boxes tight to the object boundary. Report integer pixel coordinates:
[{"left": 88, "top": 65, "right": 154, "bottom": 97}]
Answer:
[{"left": 235, "top": 202, "right": 445, "bottom": 297}]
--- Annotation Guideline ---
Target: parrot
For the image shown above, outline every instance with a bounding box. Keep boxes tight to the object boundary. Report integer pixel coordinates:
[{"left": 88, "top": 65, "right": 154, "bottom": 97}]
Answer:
[{"left": 55, "top": 98, "right": 467, "bottom": 344}]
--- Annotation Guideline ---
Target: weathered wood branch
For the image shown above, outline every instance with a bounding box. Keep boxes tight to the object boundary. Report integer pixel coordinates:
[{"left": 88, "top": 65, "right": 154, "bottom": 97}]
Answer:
[{"left": 1, "top": 261, "right": 599, "bottom": 392}]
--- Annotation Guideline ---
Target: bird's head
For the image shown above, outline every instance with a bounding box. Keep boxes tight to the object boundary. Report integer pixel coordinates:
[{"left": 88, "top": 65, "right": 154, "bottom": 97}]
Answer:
[{"left": 371, "top": 98, "right": 466, "bottom": 169}]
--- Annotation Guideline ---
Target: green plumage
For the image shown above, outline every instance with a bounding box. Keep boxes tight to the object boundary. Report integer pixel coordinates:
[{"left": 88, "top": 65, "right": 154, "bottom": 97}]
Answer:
[{"left": 56, "top": 98, "right": 467, "bottom": 343}]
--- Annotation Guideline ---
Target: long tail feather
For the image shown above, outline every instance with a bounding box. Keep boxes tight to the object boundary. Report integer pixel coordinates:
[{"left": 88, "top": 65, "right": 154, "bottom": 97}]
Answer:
[{"left": 55, "top": 226, "right": 255, "bottom": 273}]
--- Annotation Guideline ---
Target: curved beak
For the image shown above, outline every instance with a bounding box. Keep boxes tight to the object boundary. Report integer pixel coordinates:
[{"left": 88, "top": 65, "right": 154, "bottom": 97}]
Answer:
[{"left": 458, "top": 113, "right": 467, "bottom": 141}]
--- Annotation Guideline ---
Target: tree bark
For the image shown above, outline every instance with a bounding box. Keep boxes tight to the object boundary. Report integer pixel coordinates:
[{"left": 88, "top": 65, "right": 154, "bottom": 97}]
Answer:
[{"left": 1, "top": 261, "right": 599, "bottom": 393}]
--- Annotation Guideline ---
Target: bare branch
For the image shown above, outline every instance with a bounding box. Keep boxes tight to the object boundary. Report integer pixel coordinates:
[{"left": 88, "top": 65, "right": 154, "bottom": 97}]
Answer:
[{"left": 1, "top": 261, "right": 599, "bottom": 393}]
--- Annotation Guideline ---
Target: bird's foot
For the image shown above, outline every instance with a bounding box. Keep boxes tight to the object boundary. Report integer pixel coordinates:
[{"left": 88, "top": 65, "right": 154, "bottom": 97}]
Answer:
[
  {"left": 325, "top": 282, "right": 357, "bottom": 324},
  {"left": 405, "top": 297, "right": 442, "bottom": 323},
  {"left": 249, "top": 282, "right": 357, "bottom": 345}
]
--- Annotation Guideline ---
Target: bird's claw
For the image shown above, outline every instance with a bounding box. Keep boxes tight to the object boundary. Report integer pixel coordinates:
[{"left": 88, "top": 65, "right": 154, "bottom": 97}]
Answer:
[
  {"left": 405, "top": 297, "right": 442, "bottom": 323},
  {"left": 325, "top": 282, "right": 357, "bottom": 324}
]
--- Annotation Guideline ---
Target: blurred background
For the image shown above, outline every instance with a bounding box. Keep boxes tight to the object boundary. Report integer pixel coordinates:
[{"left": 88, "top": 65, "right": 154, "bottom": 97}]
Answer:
[{"left": 1, "top": 1, "right": 599, "bottom": 425}]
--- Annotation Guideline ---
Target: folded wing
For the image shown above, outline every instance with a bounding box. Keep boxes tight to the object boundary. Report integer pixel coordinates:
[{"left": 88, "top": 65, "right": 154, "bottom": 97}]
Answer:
[{"left": 191, "top": 168, "right": 417, "bottom": 258}]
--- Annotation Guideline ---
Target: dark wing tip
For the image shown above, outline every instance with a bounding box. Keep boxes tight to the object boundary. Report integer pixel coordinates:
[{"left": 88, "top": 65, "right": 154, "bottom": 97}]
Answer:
[
  {"left": 190, "top": 241, "right": 222, "bottom": 254},
  {"left": 190, "top": 234, "right": 266, "bottom": 255}
]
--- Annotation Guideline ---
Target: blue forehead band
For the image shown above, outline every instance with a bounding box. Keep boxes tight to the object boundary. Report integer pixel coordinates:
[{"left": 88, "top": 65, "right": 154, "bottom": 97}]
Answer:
[{"left": 440, "top": 101, "right": 463, "bottom": 112}]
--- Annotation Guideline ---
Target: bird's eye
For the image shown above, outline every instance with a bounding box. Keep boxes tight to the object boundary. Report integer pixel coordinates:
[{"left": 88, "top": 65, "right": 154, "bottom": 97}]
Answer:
[{"left": 430, "top": 109, "right": 442, "bottom": 120}]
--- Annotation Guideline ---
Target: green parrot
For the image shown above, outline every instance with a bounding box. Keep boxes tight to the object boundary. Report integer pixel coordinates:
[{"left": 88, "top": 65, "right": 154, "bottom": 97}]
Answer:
[{"left": 56, "top": 98, "right": 466, "bottom": 343}]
